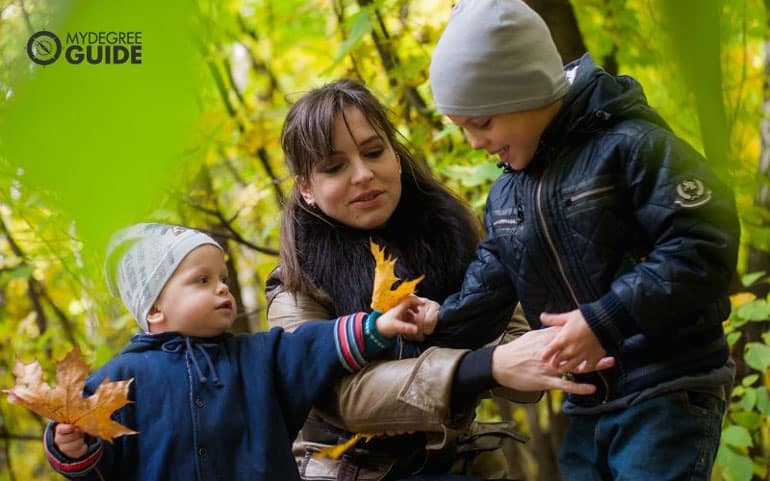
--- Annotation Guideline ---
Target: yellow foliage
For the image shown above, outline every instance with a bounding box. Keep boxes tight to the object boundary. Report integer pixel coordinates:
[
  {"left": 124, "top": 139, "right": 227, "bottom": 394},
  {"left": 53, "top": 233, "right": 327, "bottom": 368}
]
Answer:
[{"left": 731, "top": 292, "right": 757, "bottom": 308}]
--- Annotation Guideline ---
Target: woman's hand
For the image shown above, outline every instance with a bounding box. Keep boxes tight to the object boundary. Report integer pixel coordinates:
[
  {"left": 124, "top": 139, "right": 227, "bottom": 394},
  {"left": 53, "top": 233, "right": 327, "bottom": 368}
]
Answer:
[{"left": 491, "top": 327, "right": 614, "bottom": 395}]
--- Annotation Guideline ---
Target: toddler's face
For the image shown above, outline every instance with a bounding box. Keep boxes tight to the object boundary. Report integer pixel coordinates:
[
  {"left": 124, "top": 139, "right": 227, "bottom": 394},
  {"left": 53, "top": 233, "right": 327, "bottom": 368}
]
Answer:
[
  {"left": 448, "top": 100, "right": 561, "bottom": 171},
  {"left": 149, "top": 245, "right": 236, "bottom": 336}
]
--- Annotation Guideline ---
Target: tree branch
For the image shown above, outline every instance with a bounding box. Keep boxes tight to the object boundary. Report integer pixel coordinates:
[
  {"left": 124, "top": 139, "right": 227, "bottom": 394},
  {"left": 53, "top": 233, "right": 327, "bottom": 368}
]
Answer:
[
  {"left": 17, "top": 0, "right": 34, "bottom": 36},
  {"left": 0, "top": 219, "right": 77, "bottom": 345},
  {"left": 188, "top": 202, "right": 279, "bottom": 257},
  {"left": 0, "top": 218, "right": 47, "bottom": 334},
  {"left": 204, "top": 50, "right": 285, "bottom": 206},
  {"left": 236, "top": 15, "right": 289, "bottom": 103},
  {"left": 355, "top": 0, "right": 444, "bottom": 131},
  {"left": 0, "top": 432, "right": 39, "bottom": 442}
]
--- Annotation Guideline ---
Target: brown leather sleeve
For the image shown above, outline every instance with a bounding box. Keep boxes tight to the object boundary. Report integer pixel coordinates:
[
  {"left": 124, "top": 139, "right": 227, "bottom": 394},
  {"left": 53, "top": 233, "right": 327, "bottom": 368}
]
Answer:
[
  {"left": 265, "top": 269, "right": 539, "bottom": 431},
  {"left": 314, "top": 346, "right": 473, "bottom": 433},
  {"left": 266, "top": 272, "right": 474, "bottom": 432},
  {"left": 267, "top": 287, "right": 332, "bottom": 331}
]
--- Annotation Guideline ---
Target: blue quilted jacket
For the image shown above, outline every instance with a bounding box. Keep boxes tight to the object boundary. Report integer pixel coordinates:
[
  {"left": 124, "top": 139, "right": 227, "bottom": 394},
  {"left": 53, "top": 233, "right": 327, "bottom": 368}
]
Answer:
[{"left": 435, "top": 54, "right": 740, "bottom": 407}]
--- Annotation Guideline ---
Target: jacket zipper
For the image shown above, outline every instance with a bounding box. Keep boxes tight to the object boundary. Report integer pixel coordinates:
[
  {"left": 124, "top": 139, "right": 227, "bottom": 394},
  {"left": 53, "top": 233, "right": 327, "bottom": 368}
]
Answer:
[
  {"left": 536, "top": 176, "right": 610, "bottom": 403},
  {"left": 568, "top": 185, "right": 615, "bottom": 203},
  {"left": 536, "top": 179, "right": 580, "bottom": 304}
]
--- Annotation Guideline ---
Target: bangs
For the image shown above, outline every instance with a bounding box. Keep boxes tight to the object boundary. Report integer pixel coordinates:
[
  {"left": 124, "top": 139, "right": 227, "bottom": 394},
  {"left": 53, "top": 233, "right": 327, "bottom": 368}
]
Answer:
[{"left": 281, "top": 79, "right": 397, "bottom": 180}]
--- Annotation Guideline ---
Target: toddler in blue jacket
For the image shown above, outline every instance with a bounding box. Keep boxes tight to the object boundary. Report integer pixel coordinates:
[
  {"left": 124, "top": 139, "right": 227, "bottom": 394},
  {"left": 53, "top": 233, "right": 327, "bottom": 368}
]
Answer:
[{"left": 43, "top": 223, "right": 427, "bottom": 481}]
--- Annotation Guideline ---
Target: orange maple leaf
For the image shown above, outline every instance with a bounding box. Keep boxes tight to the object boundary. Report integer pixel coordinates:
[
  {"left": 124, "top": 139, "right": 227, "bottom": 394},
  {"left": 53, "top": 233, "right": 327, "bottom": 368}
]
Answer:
[
  {"left": 3, "top": 348, "right": 136, "bottom": 442},
  {"left": 370, "top": 239, "right": 424, "bottom": 312}
]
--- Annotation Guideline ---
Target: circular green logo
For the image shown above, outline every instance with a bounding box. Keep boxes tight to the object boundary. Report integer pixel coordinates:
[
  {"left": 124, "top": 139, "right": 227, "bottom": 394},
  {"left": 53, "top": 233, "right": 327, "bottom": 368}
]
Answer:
[{"left": 27, "top": 31, "right": 62, "bottom": 65}]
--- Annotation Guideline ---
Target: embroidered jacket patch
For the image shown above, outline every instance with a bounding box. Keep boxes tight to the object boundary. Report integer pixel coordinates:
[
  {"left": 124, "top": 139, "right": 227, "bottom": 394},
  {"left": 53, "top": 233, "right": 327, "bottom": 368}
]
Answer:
[{"left": 675, "top": 177, "right": 712, "bottom": 208}]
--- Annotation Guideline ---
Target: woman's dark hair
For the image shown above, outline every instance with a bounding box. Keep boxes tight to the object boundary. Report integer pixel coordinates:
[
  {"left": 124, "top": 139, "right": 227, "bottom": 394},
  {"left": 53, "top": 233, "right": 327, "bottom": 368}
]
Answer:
[{"left": 279, "top": 79, "right": 481, "bottom": 313}]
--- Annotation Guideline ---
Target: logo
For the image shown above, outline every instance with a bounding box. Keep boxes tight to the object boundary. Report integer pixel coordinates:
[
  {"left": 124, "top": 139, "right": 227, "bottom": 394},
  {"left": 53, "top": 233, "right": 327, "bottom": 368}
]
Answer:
[
  {"left": 26, "top": 31, "right": 62, "bottom": 65},
  {"left": 675, "top": 177, "right": 711, "bottom": 208},
  {"left": 25, "top": 30, "right": 142, "bottom": 66}
]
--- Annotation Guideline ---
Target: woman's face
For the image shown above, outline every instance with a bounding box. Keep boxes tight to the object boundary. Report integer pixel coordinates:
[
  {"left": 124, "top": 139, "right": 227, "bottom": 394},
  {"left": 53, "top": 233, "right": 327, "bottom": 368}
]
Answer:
[{"left": 298, "top": 107, "right": 402, "bottom": 230}]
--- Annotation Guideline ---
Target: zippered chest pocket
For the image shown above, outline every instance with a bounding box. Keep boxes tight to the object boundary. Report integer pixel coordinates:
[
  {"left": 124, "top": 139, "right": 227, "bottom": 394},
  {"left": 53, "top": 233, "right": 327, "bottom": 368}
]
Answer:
[
  {"left": 488, "top": 206, "right": 528, "bottom": 273},
  {"left": 564, "top": 183, "right": 617, "bottom": 214},
  {"left": 562, "top": 177, "right": 631, "bottom": 248},
  {"left": 490, "top": 206, "right": 524, "bottom": 236}
]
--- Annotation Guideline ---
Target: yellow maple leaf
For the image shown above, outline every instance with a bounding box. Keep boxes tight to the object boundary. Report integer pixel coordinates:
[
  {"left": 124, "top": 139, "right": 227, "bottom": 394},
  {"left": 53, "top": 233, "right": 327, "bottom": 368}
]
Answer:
[
  {"left": 3, "top": 348, "right": 136, "bottom": 442},
  {"left": 370, "top": 240, "right": 424, "bottom": 312},
  {"left": 312, "top": 432, "right": 375, "bottom": 459}
]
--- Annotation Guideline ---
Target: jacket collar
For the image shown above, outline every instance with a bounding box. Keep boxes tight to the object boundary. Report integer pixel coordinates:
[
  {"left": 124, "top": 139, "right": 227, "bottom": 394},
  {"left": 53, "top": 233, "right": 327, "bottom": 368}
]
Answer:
[
  {"left": 124, "top": 331, "right": 232, "bottom": 386},
  {"left": 527, "top": 53, "right": 672, "bottom": 171}
]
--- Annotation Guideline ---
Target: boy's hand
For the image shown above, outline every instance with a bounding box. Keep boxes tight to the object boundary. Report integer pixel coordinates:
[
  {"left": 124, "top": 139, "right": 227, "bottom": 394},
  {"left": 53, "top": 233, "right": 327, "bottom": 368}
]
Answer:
[
  {"left": 539, "top": 309, "right": 607, "bottom": 374},
  {"left": 54, "top": 424, "right": 87, "bottom": 459},
  {"left": 491, "top": 327, "right": 615, "bottom": 395},
  {"left": 375, "top": 296, "right": 426, "bottom": 338},
  {"left": 401, "top": 297, "right": 439, "bottom": 341}
]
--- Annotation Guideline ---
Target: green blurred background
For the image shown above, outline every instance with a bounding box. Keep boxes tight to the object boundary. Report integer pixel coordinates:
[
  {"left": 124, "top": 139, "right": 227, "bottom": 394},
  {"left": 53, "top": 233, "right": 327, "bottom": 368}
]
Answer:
[{"left": 0, "top": 0, "right": 769, "bottom": 479}]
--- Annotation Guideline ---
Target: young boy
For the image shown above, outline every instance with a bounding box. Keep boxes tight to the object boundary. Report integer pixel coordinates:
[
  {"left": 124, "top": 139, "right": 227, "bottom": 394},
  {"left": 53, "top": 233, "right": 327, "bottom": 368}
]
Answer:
[
  {"left": 43, "top": 223, "right": 426, "bottom": 481},
  {"left": 426, "top": 0, "right": 740, "bottom": 479}
]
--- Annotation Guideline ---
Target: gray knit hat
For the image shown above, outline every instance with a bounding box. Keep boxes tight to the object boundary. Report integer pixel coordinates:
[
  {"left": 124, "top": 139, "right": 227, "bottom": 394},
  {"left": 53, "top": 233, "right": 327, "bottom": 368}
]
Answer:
[
  {"left": 104, "top": 223, "right": 222, "bottom": 332},
  {"left": 429, "top": 0, "right": 569, "bottom": 116}
]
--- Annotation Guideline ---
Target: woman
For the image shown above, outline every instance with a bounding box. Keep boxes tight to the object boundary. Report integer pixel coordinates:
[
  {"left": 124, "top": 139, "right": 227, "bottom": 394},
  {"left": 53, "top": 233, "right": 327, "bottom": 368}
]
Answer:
[{"left": 267, "top": 79, "right": 610, "bottom": 480}]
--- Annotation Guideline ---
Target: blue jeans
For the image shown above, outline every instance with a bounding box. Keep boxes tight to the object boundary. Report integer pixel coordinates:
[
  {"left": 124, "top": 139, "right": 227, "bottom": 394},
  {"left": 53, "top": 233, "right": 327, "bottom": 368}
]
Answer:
[{"left": 558, "top": 390, "right": 725, "bottom": 481}]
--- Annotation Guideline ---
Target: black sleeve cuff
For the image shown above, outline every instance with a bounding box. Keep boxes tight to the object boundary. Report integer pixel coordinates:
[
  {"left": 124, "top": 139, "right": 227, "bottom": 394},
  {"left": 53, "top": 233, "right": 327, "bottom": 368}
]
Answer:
[{"left": 450, "top": 345, "right": 497, "bottom": 412}]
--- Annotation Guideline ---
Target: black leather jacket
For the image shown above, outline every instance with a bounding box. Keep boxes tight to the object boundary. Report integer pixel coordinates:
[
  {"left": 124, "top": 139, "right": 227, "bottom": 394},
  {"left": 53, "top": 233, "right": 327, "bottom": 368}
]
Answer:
[{"left": 436, "top": 54, "right": 740, "bottom": 407}]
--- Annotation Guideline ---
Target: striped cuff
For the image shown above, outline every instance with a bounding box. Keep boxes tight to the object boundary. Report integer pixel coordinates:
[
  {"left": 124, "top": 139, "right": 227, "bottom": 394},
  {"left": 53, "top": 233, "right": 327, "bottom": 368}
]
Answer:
[
  {"left": 363, "top": 311, "right": 393, "bottom": 352},
  {"left": 334, "top": 312, "right": 395, "bottom": 372},
  {"left": 44, "top": 422, "right": 103, "bottom": 477},
  {"left": 334, "top": 312, "right": 368, "bottom": 372}
]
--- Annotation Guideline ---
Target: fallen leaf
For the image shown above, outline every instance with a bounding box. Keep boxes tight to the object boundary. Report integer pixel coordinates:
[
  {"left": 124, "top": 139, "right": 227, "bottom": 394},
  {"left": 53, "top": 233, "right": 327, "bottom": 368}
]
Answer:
[
  {"left": 3, "top": 348, "right": 136, "bottom": 442},
  {"left": 370, "top": 240, "right": 424, "bottom": 312},
  {"left": 312, "top": 432, "right": 375, "bottom": 459}
]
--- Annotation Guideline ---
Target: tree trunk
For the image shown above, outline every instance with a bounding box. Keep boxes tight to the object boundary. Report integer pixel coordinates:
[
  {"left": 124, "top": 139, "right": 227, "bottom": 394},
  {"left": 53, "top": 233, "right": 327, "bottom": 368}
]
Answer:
[
  {"left": 525, "top": 0, "right": 587, "bottom": 64},
  {"left": 657, "top": 0, "right": 730, "bottom": 178},
  {"left": 524, "top": 403, "right": 562, "bottom": 481}
]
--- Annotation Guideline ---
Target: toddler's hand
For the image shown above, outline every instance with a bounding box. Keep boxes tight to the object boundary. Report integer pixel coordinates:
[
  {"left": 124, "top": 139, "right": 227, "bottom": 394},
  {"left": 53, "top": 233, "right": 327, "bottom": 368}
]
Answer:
[
  {"left": 539, "top": 309, "right": 607, "bottom": 374},
  {"left": 401, "top": 297, "right": 439, "bottom": 341},
  {"left": 54, "top": 423, "right": 87, "bottom": 459},
  {"left": 375, "top": 296, "right": 425, "bottom": 338}
]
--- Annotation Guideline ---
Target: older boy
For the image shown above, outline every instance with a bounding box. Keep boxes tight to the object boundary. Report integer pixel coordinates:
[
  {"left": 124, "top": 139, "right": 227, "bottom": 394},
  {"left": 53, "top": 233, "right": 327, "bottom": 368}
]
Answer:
[{"left": 427, "top": 1, "right": 740, "bottom": 480}]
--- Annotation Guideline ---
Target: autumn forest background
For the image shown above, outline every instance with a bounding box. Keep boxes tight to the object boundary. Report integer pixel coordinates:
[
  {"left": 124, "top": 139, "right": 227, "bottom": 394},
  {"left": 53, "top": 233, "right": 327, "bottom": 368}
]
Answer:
[{"left": 0, "top": 0, "right": 769, "bottom": 479}]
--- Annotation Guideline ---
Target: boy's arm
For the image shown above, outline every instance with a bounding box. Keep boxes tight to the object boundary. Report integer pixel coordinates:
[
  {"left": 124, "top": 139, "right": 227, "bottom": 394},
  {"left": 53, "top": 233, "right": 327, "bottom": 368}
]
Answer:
[
  {"left": 430, "top": 202, "right": 518, "bottom": 349},
  {"left": 579, "top": 129, "right": 739, "bottom": 351}
]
